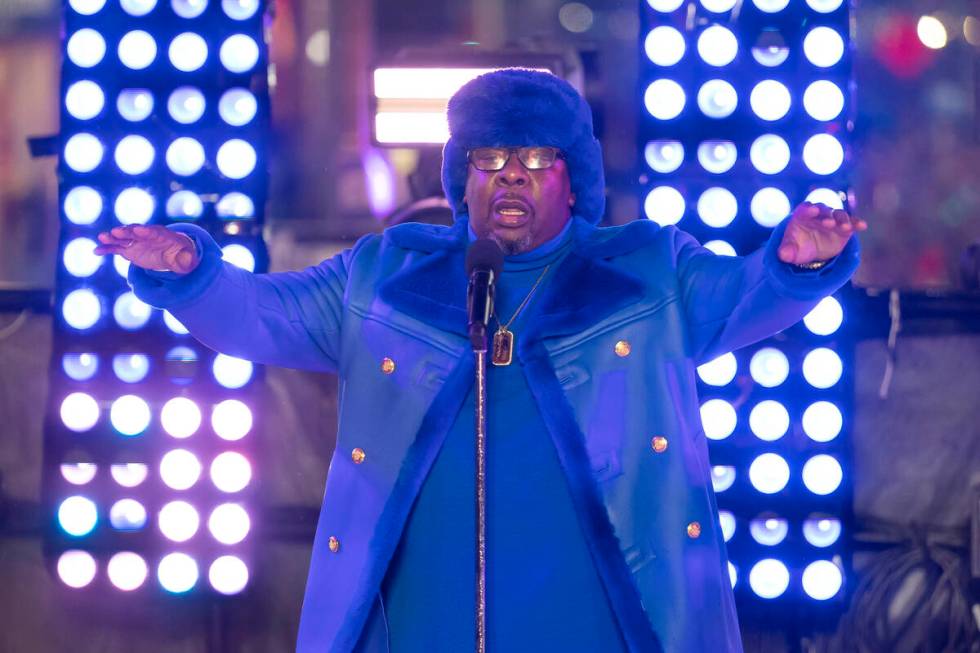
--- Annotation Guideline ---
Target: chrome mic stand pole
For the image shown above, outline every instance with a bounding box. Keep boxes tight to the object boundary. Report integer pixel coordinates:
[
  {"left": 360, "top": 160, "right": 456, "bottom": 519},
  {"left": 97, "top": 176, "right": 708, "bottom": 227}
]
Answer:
[{"left": 473, "top": 341, "right": 488, "bottom": 653}]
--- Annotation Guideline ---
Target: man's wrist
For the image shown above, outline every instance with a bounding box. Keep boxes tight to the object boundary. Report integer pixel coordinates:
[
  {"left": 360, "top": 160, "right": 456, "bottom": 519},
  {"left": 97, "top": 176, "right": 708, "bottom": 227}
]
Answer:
[{"left": 793, "top": 259, "right": 828, "bottom": 270}]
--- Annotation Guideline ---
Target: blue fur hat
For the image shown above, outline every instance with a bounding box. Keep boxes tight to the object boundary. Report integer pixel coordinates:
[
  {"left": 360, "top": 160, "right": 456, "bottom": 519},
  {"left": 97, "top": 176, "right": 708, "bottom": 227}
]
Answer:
[{"left": 441, "top": 68, "right": 605, "bottom": 224}]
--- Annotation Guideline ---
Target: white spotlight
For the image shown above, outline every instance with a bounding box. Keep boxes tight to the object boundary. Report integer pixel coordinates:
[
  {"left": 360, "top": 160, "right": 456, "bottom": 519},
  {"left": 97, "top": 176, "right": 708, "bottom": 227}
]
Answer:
[
  {"left": 64, "top": 133, "right": 104, "bottom": 173},
  {"left": 748, "top": 453, "right": 790, "bottom": 494},
  {"left": 118, "top": 31, "right": 158, "bottom": 70},
  {"left": 219, "top": 34, "right": 260, "bottom": 73},
  {"left": 645, "top": 140, "right": 684, "bottom": 173},
  {"left": 696, "top": 187, "right": 738, "bottom": 228},
  {"left": 802, "top": 401, "right": 843, "bottom": 443},
  {"left": 697, "top": 352, "right": 737, "bottom": 386},
  {"left": 749, "top": 559, "right": 790, "bottom": 598},
  {"left": 169, "top": 33, "right": 208, "bottom": 72},
  {"left": 750, "top": 80, "right": 791, "bottom": 121},
  {"left": 65, "top": 80, "right": 105, "bottom": 120},
  {"left": 216, "top": 140, "right": 257, "bottom": 179},
  {"left": 802, "top": 454, "right": 843, "bottom": 495},
  {"left": 64, "top": 186, "right": 103, "bottom": 225},
  {"left": 803, "top": 80, "right": 845, "bottom": 121},
  {"left": 748, "top": 400, "right": 790, "bottom": 441},
  {"left": 749, "top": 134, "right": 790, "bottom": 175},
  {"left": 697, "top": 25, "right": 738, "bottom": 67},
  {"left": 697, "top": 80, "right": 738, "bottom": 118},
  {"left": 802, "top": 347, "right": 843, "bottom": 388},
  {"left": 802, "top": 560, "right": 843, "bottom": 600},
  {"left": 645, "top": 26, "right": 686, "bottom": 67},
  {"left": 114, "top": 187, "right": 155, "bottom": 225},
  {"left": 750, "top": 187, "right": 791, "bottom": 228},
  {"left": 803, "top": 134, "right": 844, "bottom": 175},
  {"left": 644, "top": 79, "right": 686, "bottom": 120},
  {"left": 643, "top": 186, "right": 685, "bottom": 226},
  {"left": 66, "top": 29, "right": 106, "bottom": 68},
  {"left": 697, "top": 140, "right": 737, "bottom": 174},
  {"left": 803, "top": 27, "right": 845, "bottom": 67},
  {"left": 700, "top": 399, "right": 737, "bottom": 440}
]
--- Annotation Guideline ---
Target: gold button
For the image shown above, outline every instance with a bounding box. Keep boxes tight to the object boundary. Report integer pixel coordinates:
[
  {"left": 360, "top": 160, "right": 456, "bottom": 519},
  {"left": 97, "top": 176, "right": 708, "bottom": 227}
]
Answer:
[
  {"left": 351, "top": 448, "right": 365, "bottom": 464},
  {"left": 380, "top": 357, "right": 396, "bottom": 374},
  {"left": 614, "top": 340, "right": 631, "bottom": 357},
  {"left": 651, "top": 436, "right": 668, "bottom": 453},
  {"left": 328, "top": 536, "right": 340, "bottom": 553},
  {"left": 687, "top": 522, "right": 701, "bottom": 539}
]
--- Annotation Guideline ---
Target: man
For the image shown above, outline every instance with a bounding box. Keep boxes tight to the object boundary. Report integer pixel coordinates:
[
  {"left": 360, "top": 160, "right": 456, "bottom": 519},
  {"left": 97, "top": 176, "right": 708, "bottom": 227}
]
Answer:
[{"left": 97, "top": 69, "right": 865, "bottom": 652}]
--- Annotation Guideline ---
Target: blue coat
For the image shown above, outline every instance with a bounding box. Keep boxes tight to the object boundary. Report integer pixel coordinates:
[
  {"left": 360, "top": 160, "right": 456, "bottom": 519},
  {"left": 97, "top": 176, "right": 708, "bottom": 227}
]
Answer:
[{"left": 130, "top": 216, "right": 859, "bottom": 652}]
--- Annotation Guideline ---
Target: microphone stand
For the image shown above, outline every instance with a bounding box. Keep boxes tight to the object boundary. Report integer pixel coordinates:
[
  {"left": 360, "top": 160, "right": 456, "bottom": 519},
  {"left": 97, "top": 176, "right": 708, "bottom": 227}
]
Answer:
[{"left": 472, "top": 331, "right": 488, "bottom": 653}]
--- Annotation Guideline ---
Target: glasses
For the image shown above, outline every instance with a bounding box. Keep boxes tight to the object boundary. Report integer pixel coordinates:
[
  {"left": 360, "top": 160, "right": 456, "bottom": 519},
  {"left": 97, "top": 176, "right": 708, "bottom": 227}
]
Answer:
[{"left": 467, "top": 146, "right": 564, "bottom": 172}]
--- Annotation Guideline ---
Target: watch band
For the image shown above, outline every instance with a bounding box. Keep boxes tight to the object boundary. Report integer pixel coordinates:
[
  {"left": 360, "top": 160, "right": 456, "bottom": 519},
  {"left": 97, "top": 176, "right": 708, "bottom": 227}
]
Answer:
[{"left": 793, "top": 259, "right": 829, "bottom": 270}]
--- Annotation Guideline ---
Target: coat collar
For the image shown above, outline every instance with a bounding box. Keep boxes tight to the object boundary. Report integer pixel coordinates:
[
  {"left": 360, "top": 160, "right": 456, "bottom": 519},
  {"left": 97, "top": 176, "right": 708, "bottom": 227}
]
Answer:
[{"left": 378, "top": 217, "right": 658, "bottom": 342}]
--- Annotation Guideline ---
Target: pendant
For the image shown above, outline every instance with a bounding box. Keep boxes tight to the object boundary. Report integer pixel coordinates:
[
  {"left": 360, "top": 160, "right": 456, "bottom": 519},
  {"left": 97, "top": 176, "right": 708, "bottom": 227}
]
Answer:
[{"left": 491, "top": 327, "right": 514, "bottom": 366}]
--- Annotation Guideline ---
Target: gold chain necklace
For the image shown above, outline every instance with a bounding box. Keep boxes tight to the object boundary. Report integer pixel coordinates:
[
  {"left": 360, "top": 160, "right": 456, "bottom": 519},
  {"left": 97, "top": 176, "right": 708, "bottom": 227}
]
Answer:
[{"left": 490, "top": 264, "right": 551, "bottom": 366}]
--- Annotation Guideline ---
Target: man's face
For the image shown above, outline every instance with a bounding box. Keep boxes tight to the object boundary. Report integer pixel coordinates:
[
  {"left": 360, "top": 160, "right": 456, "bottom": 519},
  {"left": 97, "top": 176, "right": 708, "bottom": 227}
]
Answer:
[{"left": 464, "top": 148, "right": 575, "bottom": 256}]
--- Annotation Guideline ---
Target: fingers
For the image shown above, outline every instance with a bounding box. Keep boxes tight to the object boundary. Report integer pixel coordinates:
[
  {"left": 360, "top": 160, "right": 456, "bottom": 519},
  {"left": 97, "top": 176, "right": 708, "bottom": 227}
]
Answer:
[{"left": 798, "top": 201, "right": 868, "bottom": 235}]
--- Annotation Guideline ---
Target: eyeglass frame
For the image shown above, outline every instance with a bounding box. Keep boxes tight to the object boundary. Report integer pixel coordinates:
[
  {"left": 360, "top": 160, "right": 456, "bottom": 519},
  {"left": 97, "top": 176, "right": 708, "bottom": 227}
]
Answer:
[{"left": 466, "top": 146, "right": 566, "bottom": 172}]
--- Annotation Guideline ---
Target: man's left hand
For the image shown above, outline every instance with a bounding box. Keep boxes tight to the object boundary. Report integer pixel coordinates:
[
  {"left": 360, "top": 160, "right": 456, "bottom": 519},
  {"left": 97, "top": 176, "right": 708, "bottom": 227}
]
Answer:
[{"left": 777, "top": 202, "right": 868, "bottom": 265}]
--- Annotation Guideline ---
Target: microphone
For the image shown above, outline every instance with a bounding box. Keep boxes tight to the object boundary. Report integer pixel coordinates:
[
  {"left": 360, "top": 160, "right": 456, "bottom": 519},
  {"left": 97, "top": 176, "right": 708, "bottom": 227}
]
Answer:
[{"left": 465, "top": 239, "right": 504, "bottom": 351}]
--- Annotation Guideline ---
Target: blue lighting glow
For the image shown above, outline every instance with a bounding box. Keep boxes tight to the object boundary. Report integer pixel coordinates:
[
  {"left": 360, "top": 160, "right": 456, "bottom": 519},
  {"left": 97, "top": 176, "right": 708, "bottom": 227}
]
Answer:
[
  {"left": 218, "top": 88, "right": 258, "bottom": 126},
  {"left": 113, "top": 291, "right": 152, "bottom": 330},
  {"left": 697, "top": 79, "right": 737, "bottom": 118},
  {"left": 63, "top": 238, "right": 103, "bottom": 277},
  {"left": 696, "top": 140, "right": 736, "bottom": 174},
  {"left": 749, "top": 515, "right": 789, "bottom": 545},
  {"left": 113, "top": 353, "right": 150, "bottom": 383},
  {"left": 117, "top": 89, "right": 154, "bottom": 122},
  {"left": 645, "top": 140, "right": 684, "bottom": 173},
  {"left": 63, "top": 352, "right": 99, "bottom": 381},
  {"left": 749, "top": 134, "right": 790, "bottom": 174},
  {"left": 803, "top": 516, "right": 842, "bottom": 547},
  {"left": 168, "top": 87, "right": 207, "bottom": 124}
]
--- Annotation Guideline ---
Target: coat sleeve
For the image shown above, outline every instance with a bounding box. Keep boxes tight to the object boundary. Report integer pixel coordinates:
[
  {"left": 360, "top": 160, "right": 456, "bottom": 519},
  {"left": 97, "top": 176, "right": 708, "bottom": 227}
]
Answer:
[
  {"left": 674, "top": 218, "right": 860, "bottom": 364},
  {"left": 128, "top": 223, "right": 370, "bottom": 374}
]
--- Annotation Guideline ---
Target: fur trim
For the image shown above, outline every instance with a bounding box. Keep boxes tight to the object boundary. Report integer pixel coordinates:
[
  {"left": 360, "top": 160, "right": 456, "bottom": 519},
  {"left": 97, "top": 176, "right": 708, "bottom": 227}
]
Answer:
[{"left": 441, "top": 69, "right": 606, "bottom": 224}]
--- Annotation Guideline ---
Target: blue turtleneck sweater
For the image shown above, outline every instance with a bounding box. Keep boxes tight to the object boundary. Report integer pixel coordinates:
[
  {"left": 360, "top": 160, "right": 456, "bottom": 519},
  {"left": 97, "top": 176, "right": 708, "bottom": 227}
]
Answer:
[{"left": 379, "top": 220, "right": 628, "bottom": 652}]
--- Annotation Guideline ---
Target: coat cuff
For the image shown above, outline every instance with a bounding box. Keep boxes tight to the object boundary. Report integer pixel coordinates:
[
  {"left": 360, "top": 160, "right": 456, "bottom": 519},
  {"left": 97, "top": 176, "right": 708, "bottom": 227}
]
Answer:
[
  {"left": 127, "top": 223, "right": 225, "bottom": 310},
  {"left": 762, "top": 217, "right": 861, "bottom": 301}
]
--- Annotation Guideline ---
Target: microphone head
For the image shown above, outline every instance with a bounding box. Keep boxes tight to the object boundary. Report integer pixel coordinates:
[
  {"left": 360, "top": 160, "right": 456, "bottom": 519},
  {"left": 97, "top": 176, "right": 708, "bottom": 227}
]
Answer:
[{"left": 465, "top": 238, "right": 504, "bottom": 278}]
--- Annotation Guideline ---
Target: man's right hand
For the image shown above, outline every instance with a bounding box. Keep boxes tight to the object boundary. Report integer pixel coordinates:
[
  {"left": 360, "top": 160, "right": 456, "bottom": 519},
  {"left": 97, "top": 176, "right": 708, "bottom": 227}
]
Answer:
[{"left": 95, "top": 225, "right": 200, "bottom": 275}]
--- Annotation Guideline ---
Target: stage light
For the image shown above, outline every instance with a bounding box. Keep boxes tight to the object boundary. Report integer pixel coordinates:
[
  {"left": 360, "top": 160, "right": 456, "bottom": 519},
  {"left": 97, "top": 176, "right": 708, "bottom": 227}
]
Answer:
[
  {"left": 211, "top": 452, "right": 251, "bottom": 493},
  {"left": 806, "top": 0, "right": 843, "bottom": 12},
  {"left": 749, "top": 347, "right": 789, "bottom": 387},
  {"left": 803, "top": 27, "right": 844, "bottom": 68},
  {"left": 172, "top": 0, "right": 208, "bottom": 19},
  {"left": 803, "top": 516, "right": 842, "bottom": 547},
  {"left": 66, "top": 29, "right": 106, "bottom": 68},
  {"left": 212, "top": 399, "right": 253, "bottom": 441},
  {"left": 749, "top": 453, "right": 790, "bottom": 494},
  {"left": 700, "top": 399, "right": 737, "bottom": 440},
  {"left": 57, "top": 550, "right": 97, "bottom": 588},
  {"left": 161, "top": 398, "right": 202, "bottom": 439},
  {"left": 64, "top": 186, "right": 103, "bottom": 225},
  {"left": 697, "top": 25, "right": 738, "bottom": 67},
  {"left": 750, "top": 187, "right": 791, "bottom": 227},
  {"left": 749, "top": 515, "right": 788, "bottom": 545},
  {"left": 218, "top": 88, "right": 257, "bottom": 126},
  {"left": 802, "top": 347, "right": 843, "bottom": 388},
  {"left": 711, "top": 466, "right": 736, "bottom": 492},
  {"left": 208, "top": 555, "right": 248, "bottom": 594},
  {"left": 114, "top": 255, "right": 130, "bottom": 278},
  {"left": 917, "top": 16, "right": 947, "bottom": 49},
  {"left": 110, "top": 394, "right": 152, "bottom": 436},
  {"left": 805, "top": 188, "right": 844, "bottom": 210},
  {"left": 749, "top": 400, "right": 790, "bottom": 441},
  {"left": 802, "top": 401, "right": 843, "bottom": 443},
  {"left": 644, "top": 140, "right": 684, "bottom": 173},
  {"left": 107, "top": 552, "right": 148, "bottom": 591},
  {"left": 113, "top": 291, "right": 152, "bottom": 330},
  {"left": 120, "top": 0, "right": 156, "bottom": 16},
  {"left": 804, "top": 296, "right": 843, "bottom": 336},
  {"left": 114, "top": 187, "right": 155, "bottom": 225},
  {"left": 750, "top": 80, "right": 791, "bottom": 121},
  {"left": 69, "top": 0, "right": 106, "bottom": 15},
  {"left": 169, "top": 33, "right": 208, "bottom": 72},
  {"left": 719, "top": 510, "right": 736, "bottom": 541},
  {"left": 159, "top": 500, "right": 200, "bottom": 542},
  {"left": 117, "top": 89, "right": 154, "bottom": 122},
  {"left": 751, "top": 31, "right": 790, "bottom": 67},
  {"left": 63, "top": 352, "right": 99, "bottom": 381},
  {"left": 644, "top": 79, "right": 686, "bottom": 120},
  {"left": 213, "top": 354, "right": 253, "bottom": 389},
  {"left": 222, "top": 0, "right": 260, "bottom": 20},
  {"left": 61, "top": 463, "right": 97, "bottom": 485},
  {"left": 166, "top": 191, "right": 204, "bottom": 220},
  {"left": 728, "top": 562, "right": 737, "bottom": 588},
  {"left": 109, "top": 498, "right": 147, "bottom": 530},
  {"left": 802, "top": 454, "right": 843, "bottom": 495},
  {"left": 118, "top": 31, "right": 158, "bottom": 70},
  {"left": 750, "top": 134, "right": 790, "bottom": 175},
  {"left": 166, "top": 137, "right": 206, "bottom": 176},
  {"left": 112, "top": 353, "right": 149, "bottom": 384},
  {"left": 753, "top": 0, "right": 789, "bottom": 13},
  {"left": 644, "top": 26, "right": 686, "bottom": 66},
  {"left": 164, "top": 310, "right": 190, "bottom": 334},
  {"left": 802, "top": 560, "right": 843, "bottom": 599},
  {"left": 803, "top": 81, "right": 844, "bottom": 121},
  {"left": 701, "top": 0, "right": 736, "bottom": 12},
  {"left": 158, "top": 552, "right": 199, "bottom": 593},
  {"left": 696, "top": 187, "right": 738, "bottom": 228},
  {"left": 64, "top": 133, "right": 104, "bottom": 173},
  {"left": 62, "top": 289, "right": 101, "bottom": 330},
  {"left": 160, "top": 449, "right": 203, "bottom": 490},
  {"left": 219, "top": 34, "right": 259, "bottom": 73},
  {"left": 58, "top": 495, "right": 98, "bottom": 536},
  {"left": 65, "top": 81, "right": 105, "bottom": 120},
  {"left": 168, "top": 87, "right": 206, "bottom": 124},
  {"left": 216, "top": 139, "right": 257, "bottom": 179},
  {"left": 216, "top": 192, "right": 255, "bottom": 219},
  {"left": 208, "top": 503, "right": 250, "bottom": 544},
  {"left": 643, "top": 186, "right": 685, "bottom": 226},
  {"left": 221, "top": 244, "right": 256, "bottom": 272},
  {"left": 697, "top": 140, "right": 736, "bottom": 174},
  {"left": 749, "top": 559, "right": 789, "bottom": 598},
  {"left": 114, "top": 135, "right": 155, "bottom": 175},
  {"left": 111, "top": 463, "right": 149, "bottom": 488},
  {"left": 697, "top": 352, "right": 737, "bottom": 386},
  {"left": 63, "top": 238, "right": 103, "bottom": 277},
  {"left": 704, "top": 240, "right": 736, "bottom": 256},
  {"left": 647, "top": 0, "right": 683, "bottom": 10},
  {"left": 61, "top": 392, "right": 100, "bottom": 432},
  {"left": 803, "top": 134, "right": 844, "bottom": 175},
  {"left": 697, "top": 79, "right": 737, "bottom": 118}
]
